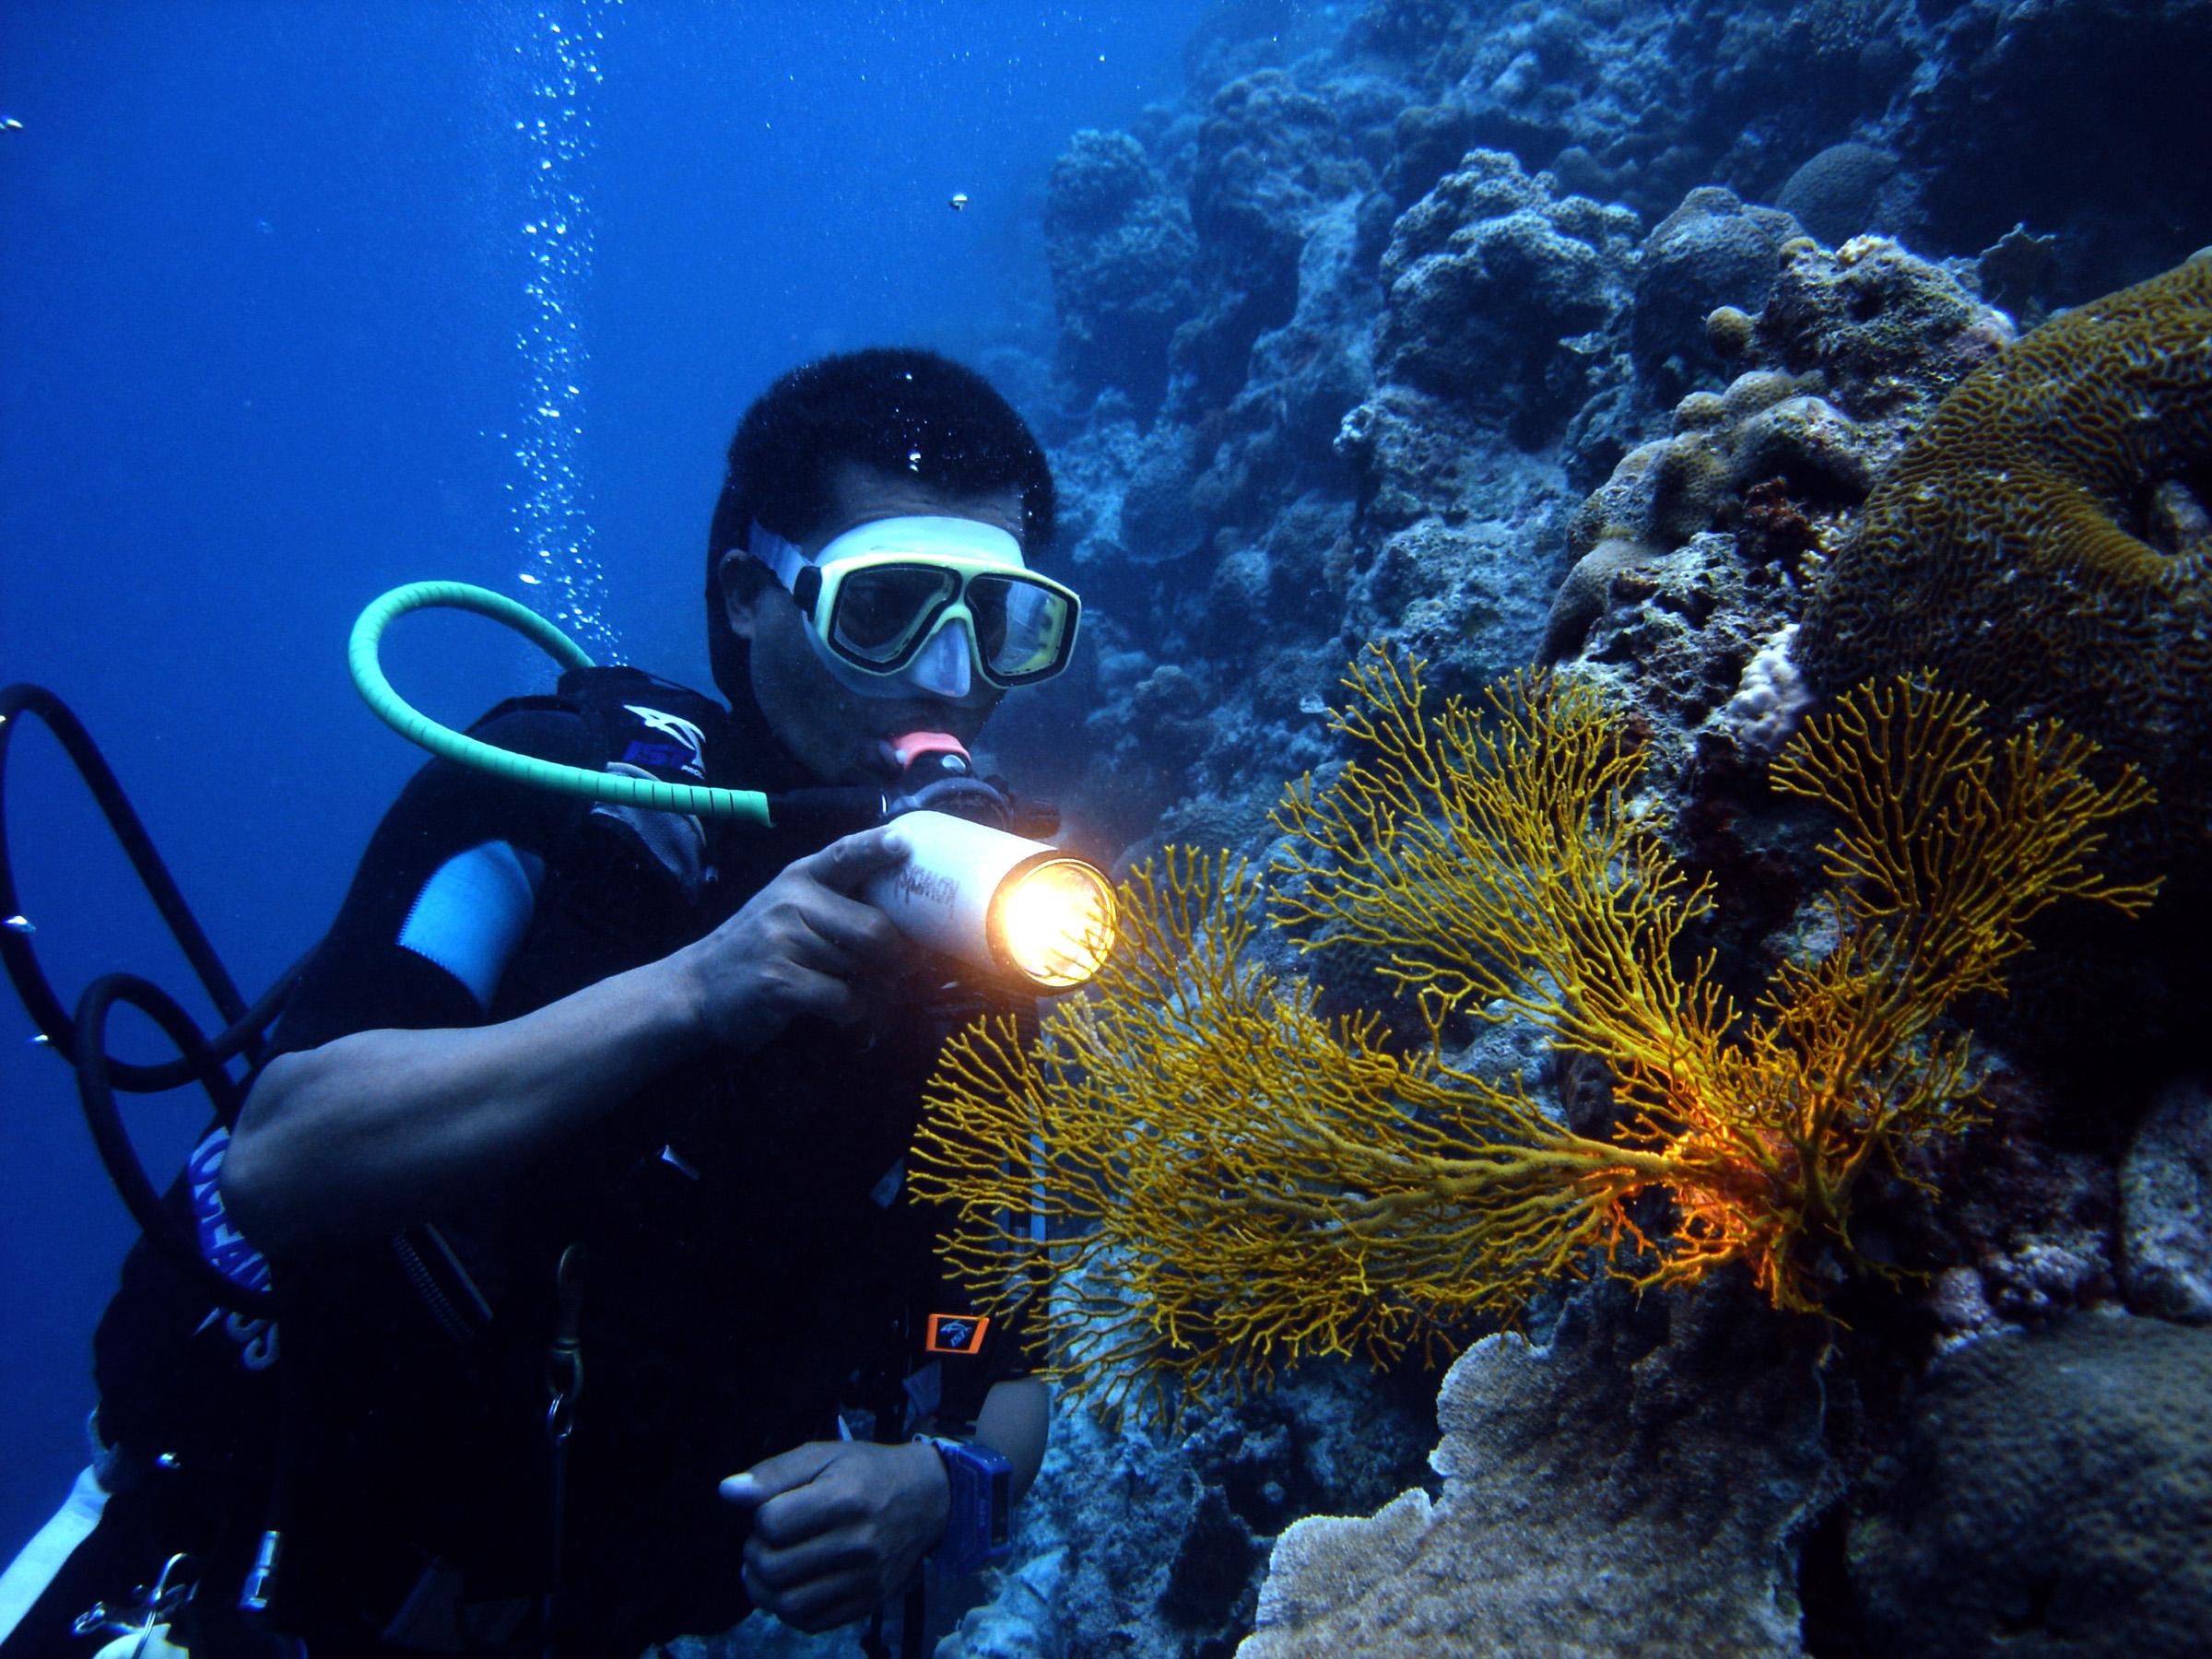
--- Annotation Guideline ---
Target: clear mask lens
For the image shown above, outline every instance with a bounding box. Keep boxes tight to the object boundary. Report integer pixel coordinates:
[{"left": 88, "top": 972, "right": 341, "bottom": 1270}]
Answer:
[
  {"left": 966, "top": 575, "right": 1071, "bottom": 680},
  {"left": 829, "top": 565, "right": 958, "bottom": 663}
]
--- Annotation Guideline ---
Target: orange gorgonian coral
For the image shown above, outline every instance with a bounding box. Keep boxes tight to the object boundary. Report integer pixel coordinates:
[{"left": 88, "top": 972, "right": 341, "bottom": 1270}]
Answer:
[{"left": 908, "top": 650, "right": 2158, "bottom": 1422}]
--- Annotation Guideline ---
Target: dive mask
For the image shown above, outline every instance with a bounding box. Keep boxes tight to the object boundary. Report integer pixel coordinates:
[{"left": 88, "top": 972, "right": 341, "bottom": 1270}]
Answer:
[{"left": 747, "top": 517, "right": 1080, "bottom": 700}]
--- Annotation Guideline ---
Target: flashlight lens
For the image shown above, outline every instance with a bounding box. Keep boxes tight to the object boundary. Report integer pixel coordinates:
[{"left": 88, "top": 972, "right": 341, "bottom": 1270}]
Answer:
[{"left": 992, "top": 858, "right": 1117, "bottom": 988}]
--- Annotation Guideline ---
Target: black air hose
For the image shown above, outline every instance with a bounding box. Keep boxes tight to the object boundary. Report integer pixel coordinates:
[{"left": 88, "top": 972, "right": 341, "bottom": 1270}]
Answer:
[{"left": 1, "top": 682, "right": 291, "bottom": 1316}]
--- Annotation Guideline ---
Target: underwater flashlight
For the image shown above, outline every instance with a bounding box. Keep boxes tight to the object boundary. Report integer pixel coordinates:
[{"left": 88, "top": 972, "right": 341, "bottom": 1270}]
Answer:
[{"left": 865, "top": 810, "right": 1116, "bottom": 990}]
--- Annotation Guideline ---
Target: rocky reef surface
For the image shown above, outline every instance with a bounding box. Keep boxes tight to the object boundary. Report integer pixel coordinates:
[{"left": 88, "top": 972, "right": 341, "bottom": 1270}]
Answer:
[
  {"left": 1242, "top": 1279, "right": 1834, "bottom": 1658},
  {"left": 728, "top": 4, "right": 2212, "bottom": 1656}
]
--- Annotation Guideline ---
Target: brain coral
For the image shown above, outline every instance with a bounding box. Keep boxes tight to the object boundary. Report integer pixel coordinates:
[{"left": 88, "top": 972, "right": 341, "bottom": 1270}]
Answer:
[
  {"left": 1849, "top": 1312, "right": 2212, "bottom": 1658},
  {"left": 1797, "top": 256, "right": 2212, "bottom": 885}
]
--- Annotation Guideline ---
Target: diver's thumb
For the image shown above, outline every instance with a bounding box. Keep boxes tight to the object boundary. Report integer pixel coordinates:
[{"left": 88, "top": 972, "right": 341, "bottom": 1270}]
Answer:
[
  {"left": 720, "top": 1441, "right": 841, "bottom": 1507},
  {"left": 717, "top": 1471, "right": 767, "bottom": 1507}
]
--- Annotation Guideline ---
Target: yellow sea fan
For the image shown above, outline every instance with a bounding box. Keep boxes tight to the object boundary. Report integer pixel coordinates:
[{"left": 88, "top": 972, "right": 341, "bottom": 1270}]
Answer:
[{"left": 911, "top": 650, "right": 2158, "bottom": 1420}]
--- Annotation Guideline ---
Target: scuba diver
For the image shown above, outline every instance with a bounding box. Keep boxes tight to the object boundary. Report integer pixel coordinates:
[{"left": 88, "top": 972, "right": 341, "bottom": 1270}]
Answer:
[{"left": 0, "top": 348, "right": 1085, "bottom": 1657}]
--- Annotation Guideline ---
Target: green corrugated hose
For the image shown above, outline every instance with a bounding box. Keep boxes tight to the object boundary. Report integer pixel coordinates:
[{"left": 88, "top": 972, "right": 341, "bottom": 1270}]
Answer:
[{"left": 347, "top": 581, "right": 771, "bottom": 823}]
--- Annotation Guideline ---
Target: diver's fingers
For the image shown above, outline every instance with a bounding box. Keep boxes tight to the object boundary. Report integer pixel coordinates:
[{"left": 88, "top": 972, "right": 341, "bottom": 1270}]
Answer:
[
  {"left": 741, "top": 1557, "right": 877, "bottom": 1634},
  {"left": 794, "top": 825, "right": 910, "bottom": 897},
  {"left": 794, "top": 887, "right": 907, "bottom": 966}
]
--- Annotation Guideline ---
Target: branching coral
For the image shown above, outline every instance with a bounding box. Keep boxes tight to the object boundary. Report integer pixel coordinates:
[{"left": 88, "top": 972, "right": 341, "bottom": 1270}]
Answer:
[{"left": 911, "top": 652, "right": 2157, "bottom": 1420}]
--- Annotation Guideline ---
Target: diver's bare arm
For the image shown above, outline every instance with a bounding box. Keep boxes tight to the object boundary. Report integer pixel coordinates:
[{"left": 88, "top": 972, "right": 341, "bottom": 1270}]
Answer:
[
  {"left": 224, "top": 955, "right": 710, "bottom": 1255},
  {"left": 974, "top": 1378, "right": 1051, "bottom": 1500},
  {"left": 223, "top": 826, "right": 913, "bottom": 1256}
]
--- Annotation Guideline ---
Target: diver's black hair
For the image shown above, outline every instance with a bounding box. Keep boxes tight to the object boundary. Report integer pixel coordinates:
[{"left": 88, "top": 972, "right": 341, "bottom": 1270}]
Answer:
[{"left": 704, "top": 347, "right": 1056, "bottom": 706}]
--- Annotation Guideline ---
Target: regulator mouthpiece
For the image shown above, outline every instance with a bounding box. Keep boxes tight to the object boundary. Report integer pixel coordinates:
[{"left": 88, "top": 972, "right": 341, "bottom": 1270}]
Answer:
[{"left": 865, "top": 810, "right": 1116, "bottom": 990}]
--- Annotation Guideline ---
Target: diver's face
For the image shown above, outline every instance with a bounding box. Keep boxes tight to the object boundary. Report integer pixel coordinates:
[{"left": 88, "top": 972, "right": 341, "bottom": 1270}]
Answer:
[{"left": 719, "top": 462, "right": 1026, "bottom": 785}]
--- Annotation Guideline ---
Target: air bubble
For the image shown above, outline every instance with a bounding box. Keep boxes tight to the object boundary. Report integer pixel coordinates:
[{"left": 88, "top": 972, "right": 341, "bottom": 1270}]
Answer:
[{"left": 505, "top": 0, "right": 622, "bottom": 653}]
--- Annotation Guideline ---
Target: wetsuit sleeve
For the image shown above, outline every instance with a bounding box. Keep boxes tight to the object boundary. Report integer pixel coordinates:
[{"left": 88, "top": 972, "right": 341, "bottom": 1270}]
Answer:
[
  {"left": 923, "top": 1274, "right": 1039, "bottom": 1432},
  {"left": 261, "top": 706, "right": 597, "bottom": 1057}
]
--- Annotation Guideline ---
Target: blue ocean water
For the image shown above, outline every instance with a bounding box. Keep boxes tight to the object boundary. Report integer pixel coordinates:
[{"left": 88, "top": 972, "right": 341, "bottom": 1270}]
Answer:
[{"left": 0, "top": 0, "right": 1194, "bottom": 1554}]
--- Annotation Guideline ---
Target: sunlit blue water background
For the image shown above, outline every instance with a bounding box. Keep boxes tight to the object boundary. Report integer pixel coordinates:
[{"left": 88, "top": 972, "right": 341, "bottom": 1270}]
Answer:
[{"left": 0, "top": 0, "right": 1196, "bottom": 1551}]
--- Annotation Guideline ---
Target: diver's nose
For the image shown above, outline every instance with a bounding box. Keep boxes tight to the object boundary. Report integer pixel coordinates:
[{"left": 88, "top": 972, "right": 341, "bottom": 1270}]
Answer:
[{"left": 906, "top": 618, "right": 973, "bottom": 699}]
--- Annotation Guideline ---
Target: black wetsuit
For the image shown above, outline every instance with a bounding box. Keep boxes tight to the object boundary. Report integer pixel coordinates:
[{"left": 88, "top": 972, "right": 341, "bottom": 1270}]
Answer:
[{"left": 1, "top": 671, "right": 1022, "bottom": 1659}]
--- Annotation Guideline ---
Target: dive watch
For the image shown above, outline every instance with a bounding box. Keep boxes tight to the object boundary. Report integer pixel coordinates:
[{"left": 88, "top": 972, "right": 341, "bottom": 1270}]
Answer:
[{"left": 919, "top": 1434, "right": 1012, "bottom": 1576}]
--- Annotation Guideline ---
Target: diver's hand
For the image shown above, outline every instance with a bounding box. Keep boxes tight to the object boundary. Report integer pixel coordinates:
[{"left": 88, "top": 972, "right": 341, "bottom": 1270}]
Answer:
[
  {"left": 720, "top": 1439, "right": 948, "bottom": 1632},
  {"left": 669, "top": 825, "right": 914, "bottom": 1053}
]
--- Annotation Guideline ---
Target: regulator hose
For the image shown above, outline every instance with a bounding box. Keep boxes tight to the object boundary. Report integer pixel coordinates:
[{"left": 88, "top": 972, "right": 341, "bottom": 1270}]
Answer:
[
  {"left": 348, "top": 581, "right": 771, "bottom": 823},
  {"left": 3, "top": 579, "right": 971, "bottom": 1319},
  {"left": 74, "top": 971, "right": 276, "bottom": 1318},
  {"left": 0, "top": 682, "right": 288, "bottom": 1318}
]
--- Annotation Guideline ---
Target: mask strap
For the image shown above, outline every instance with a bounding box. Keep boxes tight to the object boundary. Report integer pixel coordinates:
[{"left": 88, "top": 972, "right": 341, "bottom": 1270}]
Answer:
[{"left": 747, "top": 523, "right": 812, "bottom": 600}]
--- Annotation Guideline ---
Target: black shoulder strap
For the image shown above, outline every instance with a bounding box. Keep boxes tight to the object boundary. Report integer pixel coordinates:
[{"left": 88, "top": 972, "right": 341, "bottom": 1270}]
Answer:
[
  {"left": 550, "top": 665, "right": 727, "bottom": 788},
  {"left": 466, "top": 665, "right": 730, "bottom": 790}
]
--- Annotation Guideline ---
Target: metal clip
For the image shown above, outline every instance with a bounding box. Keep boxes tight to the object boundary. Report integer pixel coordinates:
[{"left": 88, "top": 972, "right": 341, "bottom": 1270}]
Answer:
[
  {"left": 544, "top": 1244, "right": 585, "bottom": 1445},
  {"left": 73, "top": 1551, "right": 194, "bottom": 1647}
]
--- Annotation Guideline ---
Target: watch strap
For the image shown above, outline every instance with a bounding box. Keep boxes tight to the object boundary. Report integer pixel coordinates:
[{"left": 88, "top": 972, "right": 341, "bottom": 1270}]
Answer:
[{"left": 917, "top": 1434, "right": 1012, "bottom": 1577}]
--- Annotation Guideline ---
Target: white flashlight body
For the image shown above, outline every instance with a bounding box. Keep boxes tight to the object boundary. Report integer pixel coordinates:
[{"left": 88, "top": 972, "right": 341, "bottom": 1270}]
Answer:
[{"left": 863, "top": 809, "right": 1047, "bottom": 978}]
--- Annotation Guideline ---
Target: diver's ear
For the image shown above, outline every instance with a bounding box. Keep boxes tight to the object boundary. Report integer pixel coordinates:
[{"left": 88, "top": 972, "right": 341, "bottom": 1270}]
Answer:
[{"left": 718, "top": 547, "right": 762, "bottom": 641}]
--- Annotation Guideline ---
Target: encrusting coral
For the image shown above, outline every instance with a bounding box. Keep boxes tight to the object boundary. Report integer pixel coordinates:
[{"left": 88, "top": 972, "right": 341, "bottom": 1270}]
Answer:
[
  {"left": 1797, "top": 256, "right": 2212, "bottom": 882},
  {"left": 911, "top": 652, "right": 2156, "bottom": 1421}
]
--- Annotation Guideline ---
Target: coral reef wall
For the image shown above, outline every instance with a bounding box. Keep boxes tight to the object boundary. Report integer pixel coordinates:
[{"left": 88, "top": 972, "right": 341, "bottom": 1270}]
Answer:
[
  {"left": 935, "top": 4, "right": 2212, "bottom": 1657},
  {"left": 992, "top": 0, "right": 2212, "bottom": 877}
]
